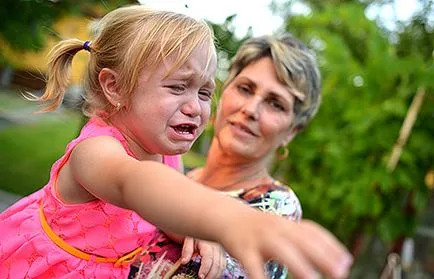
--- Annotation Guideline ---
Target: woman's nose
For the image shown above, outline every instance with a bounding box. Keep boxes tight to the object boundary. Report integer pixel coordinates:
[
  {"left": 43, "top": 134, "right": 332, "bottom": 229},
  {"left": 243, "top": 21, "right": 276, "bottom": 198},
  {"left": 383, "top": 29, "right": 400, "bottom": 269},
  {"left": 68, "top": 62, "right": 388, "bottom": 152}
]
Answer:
[{"left": 241, "top": 98, "right": 260, "bottom": 120}]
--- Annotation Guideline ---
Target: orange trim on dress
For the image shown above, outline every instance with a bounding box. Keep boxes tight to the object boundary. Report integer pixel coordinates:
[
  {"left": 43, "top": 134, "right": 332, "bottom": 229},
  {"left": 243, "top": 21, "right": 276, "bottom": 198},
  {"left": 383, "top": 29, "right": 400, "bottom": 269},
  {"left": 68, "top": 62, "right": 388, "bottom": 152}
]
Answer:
[{"left": 39, "top": 203, "right": 142, "bottom": 267}]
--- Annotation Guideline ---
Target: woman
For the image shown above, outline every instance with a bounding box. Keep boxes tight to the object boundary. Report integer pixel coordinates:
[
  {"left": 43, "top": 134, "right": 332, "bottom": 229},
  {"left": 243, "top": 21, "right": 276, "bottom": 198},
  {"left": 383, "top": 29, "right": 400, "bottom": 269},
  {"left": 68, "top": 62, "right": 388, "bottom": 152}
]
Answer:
[{"left": 188, "top": 33, "right": 322, "bottom": 278}]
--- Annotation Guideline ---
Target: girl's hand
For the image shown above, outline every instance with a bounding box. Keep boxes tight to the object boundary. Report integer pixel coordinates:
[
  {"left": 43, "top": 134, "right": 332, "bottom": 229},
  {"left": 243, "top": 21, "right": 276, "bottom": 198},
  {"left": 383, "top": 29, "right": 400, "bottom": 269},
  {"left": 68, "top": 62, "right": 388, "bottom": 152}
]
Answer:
[
  {"left": 222, "top": 213, "right": 353, "bottom": 279},
  {"left": 181, "top": 237, "right": 226, "bottom": 279}
]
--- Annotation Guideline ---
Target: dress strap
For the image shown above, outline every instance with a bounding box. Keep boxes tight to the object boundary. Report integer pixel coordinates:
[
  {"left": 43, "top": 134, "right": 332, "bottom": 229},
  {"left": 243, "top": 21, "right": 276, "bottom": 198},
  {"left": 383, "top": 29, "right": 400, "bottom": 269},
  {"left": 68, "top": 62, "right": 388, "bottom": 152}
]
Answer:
[
  {"left": 39, "top": 202, "right": 141, "bottom": 267},
  {"left": 239, "top": 181, "right": 287, "bottom": 202}
]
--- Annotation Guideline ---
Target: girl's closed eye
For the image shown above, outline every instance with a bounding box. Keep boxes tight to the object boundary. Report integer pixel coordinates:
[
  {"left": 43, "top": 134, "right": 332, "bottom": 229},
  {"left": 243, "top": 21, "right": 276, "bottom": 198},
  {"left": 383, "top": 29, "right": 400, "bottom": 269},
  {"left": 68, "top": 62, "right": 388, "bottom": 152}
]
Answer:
[
  {"left": 167, "top": 84, "right": 187, "bottom": 94},
  {"left": 198, "top": 89, "right": 213, "bottom": 101}
]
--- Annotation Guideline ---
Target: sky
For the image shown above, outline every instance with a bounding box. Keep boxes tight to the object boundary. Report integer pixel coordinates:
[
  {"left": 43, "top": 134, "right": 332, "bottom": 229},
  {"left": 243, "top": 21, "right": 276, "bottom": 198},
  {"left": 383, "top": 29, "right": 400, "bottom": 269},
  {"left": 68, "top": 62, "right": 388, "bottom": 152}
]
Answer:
[
  {"left": 141, "top": 0, "right": 283, "bottom": 36},
  {"left": 141, "top": 0, "right": 422, "bottom": 37}
]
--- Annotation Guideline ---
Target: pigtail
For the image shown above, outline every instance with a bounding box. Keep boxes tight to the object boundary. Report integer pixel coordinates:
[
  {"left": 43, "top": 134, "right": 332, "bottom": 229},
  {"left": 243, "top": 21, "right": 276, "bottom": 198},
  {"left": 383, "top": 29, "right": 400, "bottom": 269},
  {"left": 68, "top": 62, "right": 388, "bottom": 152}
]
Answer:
[{"left": 31, "top": 39, "right": 87, "bottom": 113}]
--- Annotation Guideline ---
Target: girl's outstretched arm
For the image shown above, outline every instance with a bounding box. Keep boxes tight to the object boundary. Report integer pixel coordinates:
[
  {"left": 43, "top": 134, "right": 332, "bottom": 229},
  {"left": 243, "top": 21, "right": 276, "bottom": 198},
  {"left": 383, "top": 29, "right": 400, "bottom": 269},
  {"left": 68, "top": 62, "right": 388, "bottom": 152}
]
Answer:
[{"left": 69, "top": 136, "right": 352, "bottom": 279}]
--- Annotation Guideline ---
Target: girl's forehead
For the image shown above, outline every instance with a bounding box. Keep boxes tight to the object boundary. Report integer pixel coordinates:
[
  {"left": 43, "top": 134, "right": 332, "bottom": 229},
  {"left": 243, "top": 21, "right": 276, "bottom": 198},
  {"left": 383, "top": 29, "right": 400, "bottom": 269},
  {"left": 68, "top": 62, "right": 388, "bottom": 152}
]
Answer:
[
  {"left": 165, "top": 65, "right": 216, "bottom": 89},
  {"left": 163, "top": 47, "right": 216, "bottom": 81}
]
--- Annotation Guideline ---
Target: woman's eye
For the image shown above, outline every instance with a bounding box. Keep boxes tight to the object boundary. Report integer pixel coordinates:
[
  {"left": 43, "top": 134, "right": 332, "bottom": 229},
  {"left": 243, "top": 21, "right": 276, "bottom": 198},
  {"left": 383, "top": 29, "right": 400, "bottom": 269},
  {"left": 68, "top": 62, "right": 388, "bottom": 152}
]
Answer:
[
  {"left": 268, "top": 99, "right": 286, "bottom": 111},
  {"left": 237, "top": 85, "right": 252, "bottom": 95}
]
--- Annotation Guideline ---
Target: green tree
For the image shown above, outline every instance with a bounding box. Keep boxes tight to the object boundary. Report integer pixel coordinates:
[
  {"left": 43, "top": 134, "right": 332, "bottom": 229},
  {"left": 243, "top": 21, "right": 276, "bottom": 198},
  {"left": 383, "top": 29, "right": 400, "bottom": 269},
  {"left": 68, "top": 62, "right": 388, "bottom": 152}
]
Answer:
[
  {"left": 268, "top": 0, "right": 433, "bottom": 252},
  {"left": 0, "top": 0, "right": 137, "bottom": 54}
]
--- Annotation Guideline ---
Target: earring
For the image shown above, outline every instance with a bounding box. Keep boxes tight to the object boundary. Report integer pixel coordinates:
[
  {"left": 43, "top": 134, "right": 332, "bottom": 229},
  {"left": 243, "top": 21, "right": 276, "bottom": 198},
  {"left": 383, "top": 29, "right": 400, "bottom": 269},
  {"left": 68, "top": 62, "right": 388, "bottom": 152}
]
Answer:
[
  {"left": 115, "top": 102, "right": 121, "bottom": 111},
  {"left": 275, "top": 145, "right": 289, "bottom": 161}
]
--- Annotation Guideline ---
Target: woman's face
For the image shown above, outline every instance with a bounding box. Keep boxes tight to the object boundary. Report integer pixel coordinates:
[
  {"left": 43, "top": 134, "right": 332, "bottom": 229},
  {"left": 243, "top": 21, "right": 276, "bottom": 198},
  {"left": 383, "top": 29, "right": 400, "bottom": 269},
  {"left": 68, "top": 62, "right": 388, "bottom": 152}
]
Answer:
[{"left": 213, "top": 57, "right": 296, "bottom": 161}]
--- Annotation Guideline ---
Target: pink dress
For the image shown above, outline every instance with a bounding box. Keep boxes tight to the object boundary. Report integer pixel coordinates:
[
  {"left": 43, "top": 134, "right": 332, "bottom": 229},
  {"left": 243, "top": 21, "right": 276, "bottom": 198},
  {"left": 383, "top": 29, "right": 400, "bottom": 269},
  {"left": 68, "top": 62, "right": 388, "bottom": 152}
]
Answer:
[{"left": 0, "top": 118, "right": 181, "bottom": 279}]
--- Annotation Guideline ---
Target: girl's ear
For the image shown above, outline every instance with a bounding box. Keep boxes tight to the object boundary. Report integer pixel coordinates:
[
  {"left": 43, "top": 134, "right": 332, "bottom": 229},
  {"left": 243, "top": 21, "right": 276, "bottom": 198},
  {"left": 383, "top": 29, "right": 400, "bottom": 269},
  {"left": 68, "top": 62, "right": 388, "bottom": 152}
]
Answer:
[{"left": 99, "top": 68, "right": 121, "bottom": 106}]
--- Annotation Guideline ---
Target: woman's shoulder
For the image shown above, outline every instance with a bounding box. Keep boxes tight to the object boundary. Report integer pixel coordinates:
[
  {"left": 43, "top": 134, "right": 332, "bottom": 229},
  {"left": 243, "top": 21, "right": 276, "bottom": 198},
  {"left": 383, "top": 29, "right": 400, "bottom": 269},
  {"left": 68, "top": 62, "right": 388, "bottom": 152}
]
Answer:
[
  {"left": 240, "top": 180, "right": 294, "bottom": 201},
  {"left": 243, "top": 180, "right": 303, "bottom": 221},
  {"left": 271, "top": 180, "right": 298, "bottom": 197}
]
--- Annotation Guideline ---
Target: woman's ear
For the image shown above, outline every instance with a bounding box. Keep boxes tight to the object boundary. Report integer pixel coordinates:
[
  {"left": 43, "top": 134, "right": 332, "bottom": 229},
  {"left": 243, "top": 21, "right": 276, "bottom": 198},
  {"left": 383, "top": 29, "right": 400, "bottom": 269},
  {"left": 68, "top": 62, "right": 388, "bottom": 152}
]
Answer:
[
  {"left": 99, "top": 68, "right": 121, "bottom": 106},
  {"left": 283, "top": 126, "right": 301, "bottom": 145}
]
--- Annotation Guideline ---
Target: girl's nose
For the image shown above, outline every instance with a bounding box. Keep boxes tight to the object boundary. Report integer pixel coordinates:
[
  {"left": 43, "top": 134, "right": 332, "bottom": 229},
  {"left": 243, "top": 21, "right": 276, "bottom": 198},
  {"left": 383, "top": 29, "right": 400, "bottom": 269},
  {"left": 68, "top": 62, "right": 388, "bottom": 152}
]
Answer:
[{"left": 181, "top": 95, "right": 201, "bottom": 117}]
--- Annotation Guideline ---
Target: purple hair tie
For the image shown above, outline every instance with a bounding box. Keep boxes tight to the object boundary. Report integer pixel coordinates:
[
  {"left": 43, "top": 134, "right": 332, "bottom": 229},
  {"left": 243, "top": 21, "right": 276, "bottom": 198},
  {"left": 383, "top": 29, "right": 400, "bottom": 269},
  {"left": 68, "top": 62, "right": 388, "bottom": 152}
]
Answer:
[{"left": 83, "top": 41, "right": 91, "bottom": 52}]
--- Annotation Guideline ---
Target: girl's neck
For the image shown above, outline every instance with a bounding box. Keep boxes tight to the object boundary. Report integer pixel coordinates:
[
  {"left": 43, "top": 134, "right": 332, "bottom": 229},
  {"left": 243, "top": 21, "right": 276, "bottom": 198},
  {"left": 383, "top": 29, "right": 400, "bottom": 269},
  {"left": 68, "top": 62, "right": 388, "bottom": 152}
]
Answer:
[
  {"left": 123, "top": 134, "right": 162, "bottom": 162},
  {"left": 198, "top": 140, "right": 273, "bottom": 192},
  {"left": 105, "top": 116, "right": 162, "bottom": 162}
]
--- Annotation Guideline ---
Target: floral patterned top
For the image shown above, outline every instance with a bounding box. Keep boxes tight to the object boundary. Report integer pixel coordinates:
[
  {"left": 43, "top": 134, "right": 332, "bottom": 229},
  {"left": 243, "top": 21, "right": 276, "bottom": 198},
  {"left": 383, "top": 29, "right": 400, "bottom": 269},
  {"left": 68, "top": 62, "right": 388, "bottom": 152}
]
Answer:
[{"left": 129, "top": 180, "right": 302, "bottom": 279}]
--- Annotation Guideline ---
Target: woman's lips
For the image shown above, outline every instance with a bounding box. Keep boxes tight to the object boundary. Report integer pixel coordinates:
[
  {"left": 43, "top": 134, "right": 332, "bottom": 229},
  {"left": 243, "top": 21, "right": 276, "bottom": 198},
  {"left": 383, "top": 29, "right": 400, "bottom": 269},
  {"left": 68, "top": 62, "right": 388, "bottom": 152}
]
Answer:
[{"left": 229, "top": 121, "right": 258, "bottom": 138}]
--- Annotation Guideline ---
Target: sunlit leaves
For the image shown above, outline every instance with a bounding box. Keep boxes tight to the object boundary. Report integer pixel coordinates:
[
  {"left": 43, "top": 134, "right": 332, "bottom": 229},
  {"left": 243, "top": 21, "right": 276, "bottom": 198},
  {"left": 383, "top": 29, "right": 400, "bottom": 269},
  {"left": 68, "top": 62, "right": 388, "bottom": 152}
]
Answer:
[{"left": 272, "top": 0, "right": 433, "bottom": 246}]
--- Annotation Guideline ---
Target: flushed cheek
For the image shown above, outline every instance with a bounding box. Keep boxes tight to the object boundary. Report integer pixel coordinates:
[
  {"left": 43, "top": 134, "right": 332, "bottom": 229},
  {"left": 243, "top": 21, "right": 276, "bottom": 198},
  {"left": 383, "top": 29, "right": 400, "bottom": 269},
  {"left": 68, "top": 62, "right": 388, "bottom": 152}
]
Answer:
[
  {"left": 202, "top": 104, "right": 211, "bottom": 119},
  {"left": 229, "top": 99, "right": 245, "bottom": 113},
  {"left": 200, "top": 109, "right": 211, "bottom": 126},
  {"left": 261, "top": 119, "right": 288, "bottom": 138},
  {"left": 222, "top": 92, "right": 243, "bottom": 113}
]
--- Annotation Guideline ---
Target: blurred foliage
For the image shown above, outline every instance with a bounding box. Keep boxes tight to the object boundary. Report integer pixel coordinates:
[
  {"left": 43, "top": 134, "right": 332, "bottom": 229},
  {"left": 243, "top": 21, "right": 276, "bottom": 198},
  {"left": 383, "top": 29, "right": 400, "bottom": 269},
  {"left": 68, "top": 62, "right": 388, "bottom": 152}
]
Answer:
[
  {"left": 0, "top": 0, "right": 137, "bottom": 53},
  {"left": 271, "top": 0, "right": 434, "bottom": 246},
  {"left": 193, "top": 0, "right": 434, "bottom": 249}
]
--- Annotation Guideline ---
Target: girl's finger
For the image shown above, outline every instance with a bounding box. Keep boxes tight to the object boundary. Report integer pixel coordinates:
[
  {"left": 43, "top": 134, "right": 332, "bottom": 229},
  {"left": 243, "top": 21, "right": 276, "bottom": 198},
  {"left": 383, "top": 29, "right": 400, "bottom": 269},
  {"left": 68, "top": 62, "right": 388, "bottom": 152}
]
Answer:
[
  {"left": 267, "top": 235, "right": 319, "bottom": 279},
  {"left": 238, "top": 252, "right": 266, "bottom": 279},
  {"left": 297, "top": 221, "right": 353, "bottom": 278}
]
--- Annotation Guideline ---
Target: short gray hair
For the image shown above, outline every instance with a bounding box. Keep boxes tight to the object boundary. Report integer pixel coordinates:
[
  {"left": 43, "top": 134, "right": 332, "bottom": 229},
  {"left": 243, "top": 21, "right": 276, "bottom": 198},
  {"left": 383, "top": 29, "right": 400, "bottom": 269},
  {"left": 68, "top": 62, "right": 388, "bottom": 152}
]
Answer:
[{"left": 225, "top": 33, "right": 321, "bottom": 130}]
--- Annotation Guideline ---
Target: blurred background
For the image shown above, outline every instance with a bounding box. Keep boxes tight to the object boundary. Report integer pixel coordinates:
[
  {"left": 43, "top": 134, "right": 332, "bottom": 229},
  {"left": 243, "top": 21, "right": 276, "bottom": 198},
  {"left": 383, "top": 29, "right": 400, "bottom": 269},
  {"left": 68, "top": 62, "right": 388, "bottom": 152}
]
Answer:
[{"left": 0, "top": 0, "right": 433, "bottom": 278}]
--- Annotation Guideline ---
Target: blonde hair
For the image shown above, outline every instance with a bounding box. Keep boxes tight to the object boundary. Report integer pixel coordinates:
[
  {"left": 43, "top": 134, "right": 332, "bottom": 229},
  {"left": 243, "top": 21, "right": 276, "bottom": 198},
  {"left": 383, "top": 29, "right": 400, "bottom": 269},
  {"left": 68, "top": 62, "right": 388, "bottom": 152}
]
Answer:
[
  {"left": 225, "top": 33, "right": 321, "bottom": 130},
  {"left": 37, "top": 5, "right": 216, "bottom": 117}
]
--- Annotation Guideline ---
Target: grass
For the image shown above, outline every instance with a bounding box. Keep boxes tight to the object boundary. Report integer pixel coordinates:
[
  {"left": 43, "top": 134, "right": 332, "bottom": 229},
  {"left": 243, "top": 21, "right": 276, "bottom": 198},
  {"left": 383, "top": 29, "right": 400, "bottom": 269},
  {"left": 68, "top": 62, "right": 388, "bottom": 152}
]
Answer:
[
  {"left": 0, "top": 114, "right": 82, "bottom": 196},
  {"left": 0, "top": 88, "right": 32, "bottom": 110}
]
